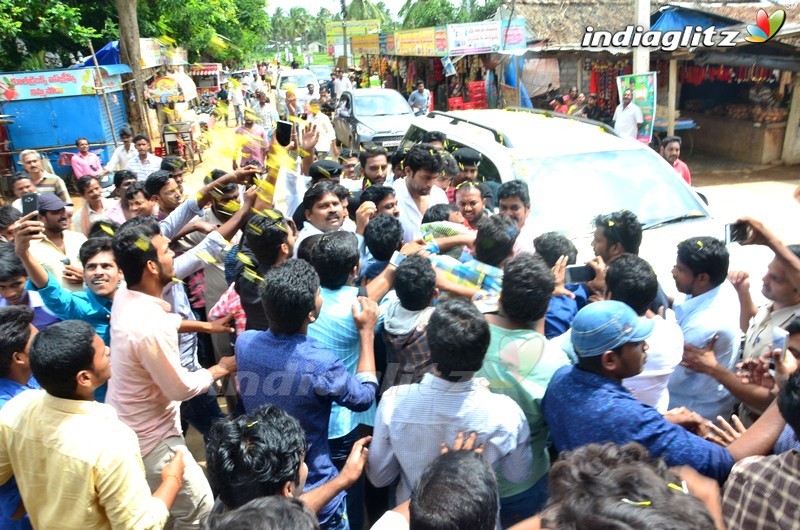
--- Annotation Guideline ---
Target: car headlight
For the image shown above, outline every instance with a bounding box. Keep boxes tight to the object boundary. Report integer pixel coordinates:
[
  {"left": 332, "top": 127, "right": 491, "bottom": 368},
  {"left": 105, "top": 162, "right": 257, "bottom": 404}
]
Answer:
[{"left": 356, "top": 123, "right": 375, "bottom": 136}]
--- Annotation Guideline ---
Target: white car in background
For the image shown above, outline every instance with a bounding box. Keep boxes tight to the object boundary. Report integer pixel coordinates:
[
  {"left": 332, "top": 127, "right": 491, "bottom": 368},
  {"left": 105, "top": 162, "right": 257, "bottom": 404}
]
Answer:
[
  {"left": 401, "top": 109, "right": 772, "bottom": 301},
  {"left": 275, "top": 68, "right": 319, "bottom": 117}
]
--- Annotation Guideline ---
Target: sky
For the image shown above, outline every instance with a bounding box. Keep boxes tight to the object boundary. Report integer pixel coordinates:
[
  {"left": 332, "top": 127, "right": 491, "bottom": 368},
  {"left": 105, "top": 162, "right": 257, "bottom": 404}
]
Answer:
[{"left": 266, "top": 0, "right": 412, "bottom": 19}]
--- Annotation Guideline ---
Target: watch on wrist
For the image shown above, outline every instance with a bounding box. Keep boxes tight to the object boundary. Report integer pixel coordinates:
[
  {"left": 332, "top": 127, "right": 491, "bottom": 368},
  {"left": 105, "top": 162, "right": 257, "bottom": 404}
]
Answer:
[{"left": 389, "top": 251, "right": 406, "bottom": 268}]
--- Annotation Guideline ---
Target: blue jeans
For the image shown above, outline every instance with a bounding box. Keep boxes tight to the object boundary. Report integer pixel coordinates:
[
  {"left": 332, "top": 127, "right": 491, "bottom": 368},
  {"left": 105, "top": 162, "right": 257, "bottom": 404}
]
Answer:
[
  {"left": 329, "top": 427, "right": 363, "bottom": 530},
  {"left": 499, "top": 473, "right": 549, "bottom": 529},
  {"left": 321, "top": 499, "right": 349, "bottom": 530}
]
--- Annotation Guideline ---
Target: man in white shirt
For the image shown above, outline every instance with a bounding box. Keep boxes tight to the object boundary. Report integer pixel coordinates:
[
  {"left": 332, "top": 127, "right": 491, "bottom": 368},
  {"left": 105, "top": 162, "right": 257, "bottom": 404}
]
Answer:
[
  {"left": 104, "top": 126, "right": 137, "bottom": 172},
  {"left": 408, "top": 80, "right": 431, "bottom": 117},
  {"left": 126, "top": 134, "right": 162, "bottom": 181},
  {"left": 393, "top": 144, "right": 448, "bottom": 242},
  {"left": 308, "top": 99, "right": 336, "bottom": 156},
  {"left": 613, "top": 88, "right": 643, "bottom": 140},
  {"left": 297, "top": 83, "right": 317, "bottom": 115},
  {"left": 668, "top": 236, "right": 741, "bottom": 420},
  {"left": 333, "top": 70, "right": 352, "bottom": 101},
  {"left": 230, "top": 82, "right": 245, "bottom": 126}
]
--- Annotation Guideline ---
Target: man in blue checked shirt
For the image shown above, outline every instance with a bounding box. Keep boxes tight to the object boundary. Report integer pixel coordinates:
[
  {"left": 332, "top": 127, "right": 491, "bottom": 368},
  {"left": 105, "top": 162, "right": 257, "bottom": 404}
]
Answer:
[{"left": 0, "top": 306, "right": 38, "bottom": 530}]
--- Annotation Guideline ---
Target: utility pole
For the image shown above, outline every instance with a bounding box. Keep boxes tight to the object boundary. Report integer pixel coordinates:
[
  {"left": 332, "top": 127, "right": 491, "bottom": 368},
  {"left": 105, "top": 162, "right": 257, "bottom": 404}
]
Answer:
[
  {"left": 115, "top": 0, "right": 148, "bottom": 135},
  {"left": 341, "top": 0, "right": 348, "bottom": 69},
  {"left": 633, "top": 0, "right": 651, "bottom": 74}
]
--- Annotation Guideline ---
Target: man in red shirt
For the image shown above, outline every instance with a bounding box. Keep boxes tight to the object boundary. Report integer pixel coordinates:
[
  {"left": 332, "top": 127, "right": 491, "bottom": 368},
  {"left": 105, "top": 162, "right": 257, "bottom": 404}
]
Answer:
[{"left": 662, "top": 135, "right": 691, "bottom": 185}]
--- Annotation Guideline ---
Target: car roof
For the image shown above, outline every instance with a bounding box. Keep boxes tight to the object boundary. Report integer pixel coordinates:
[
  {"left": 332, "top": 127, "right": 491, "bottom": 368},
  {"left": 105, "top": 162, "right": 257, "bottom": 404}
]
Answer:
[{"left": 419, "top": 109, "right": 642, "bottom": 159}]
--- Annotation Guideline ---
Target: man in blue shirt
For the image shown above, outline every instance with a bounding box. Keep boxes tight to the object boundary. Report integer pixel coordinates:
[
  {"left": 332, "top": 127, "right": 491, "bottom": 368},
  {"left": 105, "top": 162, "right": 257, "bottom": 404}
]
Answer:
[
  {"left": 543, "top": 301, "right": 786, "bottom": 483},
  {"left": 0, "top": 306, "right": 39, "bottom": 529},
  {"left": 235, "top": 259, "right": 378, "bottom": 530}
]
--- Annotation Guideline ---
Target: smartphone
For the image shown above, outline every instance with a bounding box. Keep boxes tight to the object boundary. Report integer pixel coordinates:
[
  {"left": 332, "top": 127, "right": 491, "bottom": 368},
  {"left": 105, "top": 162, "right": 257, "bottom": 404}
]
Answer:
[
  {"left": 275, "top": 120, "right": 293, "bottom": 147},
  {"left": 724, "top": 221, "right": 750, "bottom": 245},
  {"left": 21, "top": 193, "right": 39, "bottom": 218},
  {"left": 565, "top": 264, "right": 596, "bottom": 284}
]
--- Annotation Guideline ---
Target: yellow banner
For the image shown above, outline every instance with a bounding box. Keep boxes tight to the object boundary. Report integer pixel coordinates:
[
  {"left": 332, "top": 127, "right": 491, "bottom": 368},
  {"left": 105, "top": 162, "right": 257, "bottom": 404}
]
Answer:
[
  {"left": 351, "top": 34, "right": 380, "bottom": 55},
  {"left": 394, "top": 26, "right": 447, "bottom": 56},
  {"left": 325, "top": 20, "right": 381, "bottom": 38}
]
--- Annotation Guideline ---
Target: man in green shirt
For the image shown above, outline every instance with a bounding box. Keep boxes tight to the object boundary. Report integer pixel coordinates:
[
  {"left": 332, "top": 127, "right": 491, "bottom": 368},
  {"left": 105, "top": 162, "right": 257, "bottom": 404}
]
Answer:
[{"left": 476, "top": 253, "right": 569, "bottom": 528}]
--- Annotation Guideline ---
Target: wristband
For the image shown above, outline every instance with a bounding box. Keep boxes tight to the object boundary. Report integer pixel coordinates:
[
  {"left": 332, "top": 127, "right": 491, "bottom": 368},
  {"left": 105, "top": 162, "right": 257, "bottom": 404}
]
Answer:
[{"left": 389, "top": 251, "right": 406, "bottom": 268}]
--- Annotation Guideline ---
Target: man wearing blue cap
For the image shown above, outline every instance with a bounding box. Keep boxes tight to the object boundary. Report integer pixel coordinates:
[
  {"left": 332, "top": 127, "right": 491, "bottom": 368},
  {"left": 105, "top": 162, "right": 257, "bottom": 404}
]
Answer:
[{"left": 543, "top": 300, "right": 787, "bottom": 482}]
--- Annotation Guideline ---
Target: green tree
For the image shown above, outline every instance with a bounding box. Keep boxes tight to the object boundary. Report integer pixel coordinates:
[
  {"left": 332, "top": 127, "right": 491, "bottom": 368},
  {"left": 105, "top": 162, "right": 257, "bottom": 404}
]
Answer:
[
  {"left": 401, "top": 0, "right": 457, "bottom": 28},
  {"left": 346, "top": 0, "right": 386, "bottom": 23},
  {"left": 0, "top": 0, "right": 99, "bottom": 70}
]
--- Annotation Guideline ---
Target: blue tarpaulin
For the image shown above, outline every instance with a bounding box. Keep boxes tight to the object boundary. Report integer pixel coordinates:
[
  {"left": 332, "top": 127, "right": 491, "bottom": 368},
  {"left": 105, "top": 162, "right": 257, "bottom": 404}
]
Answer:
[
  {"left": 75, "top": 41, "right": 121, "bottom": 67},
  {"left": 651, "top": 7, "right": 740, "bottom": 32}
]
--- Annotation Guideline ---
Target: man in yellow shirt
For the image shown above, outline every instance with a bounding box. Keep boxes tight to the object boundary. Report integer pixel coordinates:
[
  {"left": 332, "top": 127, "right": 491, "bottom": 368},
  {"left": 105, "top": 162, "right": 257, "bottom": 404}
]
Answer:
[{"left": 0, "top": 320, "right": 184, "bottom": 530}]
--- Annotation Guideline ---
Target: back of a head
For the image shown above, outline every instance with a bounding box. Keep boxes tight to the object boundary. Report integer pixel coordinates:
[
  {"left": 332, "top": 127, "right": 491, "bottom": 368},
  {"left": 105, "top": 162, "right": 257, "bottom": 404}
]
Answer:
[
  {"left": 501, "top": 253, "right": 554, "bottom": 323},
  {"left": 311, "top": 231, "right": 359, "bottom": 290},
  {"left": 297, "top": 233, "right": 323, "bottom": 263},
  {"left": 87, "top": 220, "right": 119, "bottom": 241},
  {"left": 428, "top": 298, "right": 490, "bottom": 381},
  {"left": 245, "top": 212, "right": 289, "bottom": 268},
  {"left": 676, "top": 236, "right": 729, "bottom": 287},
  {"left": 410, "top": 451, "right": 498, "bottom": 530},
  {"left": 421, "top": 203, "right": 457, "bottom": 224},
  {"left": 113, "top": 218, "right": 162, "bottom": 287},
  {"left": 594, "top": 210, "right": 643, "bottom": 255},
  {"left": 440, "top": 151, "right": 459, "bottom": 179},
  {"left": 259, "top": 259, "right": 320, "bottom": 334},
  {"left": 389, "top": 147, "right": 409, "bottom": 170},
  {"left": 606, "top": 254, "right": 658, "bottom": 316},
  {"left": 405, "top": 143, "right": 444, "bottom": 174},
  {"left": 0, "top": 243, "right": 26, "bottom": 283},
  {"left": 421, "top": 131, "right": 446, "bottom": 146},
  {"left": 364, "top": 214, "right": 403, "bottom": 262},
  {"left": 161, "top": 155, "right": 185, "bottom": 173},
  {"left": 475, "top": 215, "right": 519, "bottom": 267},
  {"left": 533, "top": 231, "right": 578, "bottom": 268},
  {"left": 543, "top": 443, "right": 716, "bottom": 530},
  {"left": 206, "top": 405, "right": 306, "bottom": 509},
  {"left": 203, "top": 497, "right": 320, "bottom": 530},
  {"left": 0, "top": 306, "right": 34, "bottom": 379},
  {"left": 395, "top": 254, "right": 436, "bottom": 311},
  {"left": 29, "top": 320, "right": 96, "bottom": 399},
  {"left": 496, "top": 180, "right": 531, "bottom": 208},
  {"left": 0, "top": 205, "right": 21, "bottom": 232}
]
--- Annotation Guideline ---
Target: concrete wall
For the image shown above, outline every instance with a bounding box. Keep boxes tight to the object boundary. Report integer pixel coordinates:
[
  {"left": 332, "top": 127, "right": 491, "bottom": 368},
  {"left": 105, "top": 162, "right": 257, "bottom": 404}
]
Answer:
[
  {"left": 685, "top": 111, "right": 786, "bottom": 165},
  {"left": 558, "top": 57, "right": 579, "bottom": 93}
]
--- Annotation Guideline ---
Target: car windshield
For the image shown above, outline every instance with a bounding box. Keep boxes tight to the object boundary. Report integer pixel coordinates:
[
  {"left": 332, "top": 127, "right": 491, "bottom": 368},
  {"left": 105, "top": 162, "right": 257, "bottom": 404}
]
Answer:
[
  {"left": 513, "top": 149, "right": 708, "bottom": 237},
  {"left": 309, "top": 67, "right": 330, "bottom": 77},
  {"left": 353, "top": 93, "right": 412, "bottom": 117},
  {"left": 280, "top": 75, "right": 316, "bottom": 90}
]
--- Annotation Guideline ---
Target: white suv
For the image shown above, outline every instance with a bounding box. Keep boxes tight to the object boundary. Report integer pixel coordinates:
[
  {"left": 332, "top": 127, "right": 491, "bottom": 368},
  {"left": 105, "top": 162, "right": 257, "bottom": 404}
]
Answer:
[{"left": 401, "top": 109, "right": 771, "bottom": 299}]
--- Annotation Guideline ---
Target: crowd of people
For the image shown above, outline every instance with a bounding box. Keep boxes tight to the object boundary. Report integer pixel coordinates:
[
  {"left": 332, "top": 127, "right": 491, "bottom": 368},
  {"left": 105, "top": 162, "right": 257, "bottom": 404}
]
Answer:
[{"left": 0, "top": 116, "right": 798, "bottom": 530}]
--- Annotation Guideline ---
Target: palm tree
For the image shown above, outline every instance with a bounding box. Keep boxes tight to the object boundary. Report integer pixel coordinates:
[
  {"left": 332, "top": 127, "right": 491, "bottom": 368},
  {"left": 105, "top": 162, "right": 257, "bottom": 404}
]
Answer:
[{"left": 346, "top": 0, "right": 386, "bottom": 24}]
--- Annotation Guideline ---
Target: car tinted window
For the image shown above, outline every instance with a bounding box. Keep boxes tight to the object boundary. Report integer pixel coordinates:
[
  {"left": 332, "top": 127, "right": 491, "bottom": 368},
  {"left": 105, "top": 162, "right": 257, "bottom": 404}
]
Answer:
[
  {"left": 514, "top": 149, "right": 707, "bottom": 237},
  {"left": 280, "top": 75, "right": 317, "bottom": 89},
  {"left": 353, "top": 93, "right": 412, "bottom": 117},
  {"left": 445, "top": 140, "right": 501, "bottom": 184}
]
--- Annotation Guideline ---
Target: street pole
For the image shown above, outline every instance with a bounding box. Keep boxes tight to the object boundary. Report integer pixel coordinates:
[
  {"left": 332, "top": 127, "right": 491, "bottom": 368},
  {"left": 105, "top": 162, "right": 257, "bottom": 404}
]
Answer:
[
  {"left": 633, "top": 0, "right": 651, "bottom": 74},
  {"left": 341, "top": 0, "right": 348, "bottom": 69}
]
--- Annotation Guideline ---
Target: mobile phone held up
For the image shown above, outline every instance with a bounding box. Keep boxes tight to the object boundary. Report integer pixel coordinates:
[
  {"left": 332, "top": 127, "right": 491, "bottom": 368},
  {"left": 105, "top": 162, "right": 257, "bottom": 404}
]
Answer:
[
  {"left": 275, "top": 120, "right": 293, "bottom": 147},
  {"left": 565, "top": 264, "right": 596, "bottom": 284},
  {"left": 724, "top": 221, "right": 750, "bottom": 245},
  {"left": 771, "top": 328, "right": 789, "bottom": 369},
  {"left": 21, "top": 193, "right": 39, "bottom": 219}
]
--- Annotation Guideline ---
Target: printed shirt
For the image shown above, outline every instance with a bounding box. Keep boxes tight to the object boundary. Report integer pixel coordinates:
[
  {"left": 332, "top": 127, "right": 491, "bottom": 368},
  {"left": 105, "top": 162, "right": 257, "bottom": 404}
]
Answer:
[
  {"left": 30, "top": 173, "right": 71, "bottom": 204},
  {"left": 723, "top": 450, "right": 800, "bottom": 530},
  {"left": 0, "top": 390, "right": 169, "bottom": 529},
  {"left": 476, "top": 325, "right": 569, "bottom": 498},
  {"left": 668, "top": 283, "right": 741, "bottom": 420},
  {"left": 367, "top": 373, "right": 532, "bottom": 504},
  {"left": 542, "top": 365, "right": 735, "bottom": 482},
  {"left": 235, "top": 329, "right": 377, "bottom": 525}
]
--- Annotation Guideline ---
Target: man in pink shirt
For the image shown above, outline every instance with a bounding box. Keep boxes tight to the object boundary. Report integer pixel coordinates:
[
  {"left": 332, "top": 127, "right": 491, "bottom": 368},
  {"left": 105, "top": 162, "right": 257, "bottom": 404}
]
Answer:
[
  {"left": 70, "top": 137, "right": 109, "bottom": 179},
  {"left": 233, "top": 109, "right": 269, "bottom": 168},
  {"left": 662, "top": 135, "right": 692, "bottom": 185},
  {"left": 107, "top": 218, "right": 237, "bottom": 529}
]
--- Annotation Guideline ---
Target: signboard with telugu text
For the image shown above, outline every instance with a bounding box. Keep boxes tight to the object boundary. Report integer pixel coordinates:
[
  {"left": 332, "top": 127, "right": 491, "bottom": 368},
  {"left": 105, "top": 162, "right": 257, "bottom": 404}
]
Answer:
[
  {"left": 0, "top": 68, "right": 121, "bottom": 102},
  {"left": 447, "top": 19, "right": 527, "bottom": 56},
  {"left": 351, "top": 34, "right": 381, "bottom": 55},
  {"left": 394, "top": 26, "right": 447, "bottom": 56}
]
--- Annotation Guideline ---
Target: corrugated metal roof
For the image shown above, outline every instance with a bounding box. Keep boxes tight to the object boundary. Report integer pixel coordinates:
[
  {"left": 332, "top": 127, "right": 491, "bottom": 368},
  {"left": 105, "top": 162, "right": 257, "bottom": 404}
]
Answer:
[{"left": 97, "top": 64, "right": 132, "bottom": 76}]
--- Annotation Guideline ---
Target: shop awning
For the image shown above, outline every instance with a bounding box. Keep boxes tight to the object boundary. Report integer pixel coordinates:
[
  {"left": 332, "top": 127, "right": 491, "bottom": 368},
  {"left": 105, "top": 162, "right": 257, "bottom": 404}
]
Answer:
[
  {"left": 190, "top": 66, "right": 219, "bottom": 76},
  {"left": 97, "top": 64, "right": 132, "bottom": 76},
  {"left": 651, "top": 6, "right": 740, "bottom": 32}
]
